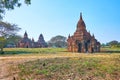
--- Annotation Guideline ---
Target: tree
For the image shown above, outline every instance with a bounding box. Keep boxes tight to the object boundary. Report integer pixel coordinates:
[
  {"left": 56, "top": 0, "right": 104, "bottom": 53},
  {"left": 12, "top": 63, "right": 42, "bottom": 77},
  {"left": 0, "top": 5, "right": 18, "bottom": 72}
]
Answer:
[
  {"left": 0, "top": 36, "right": 6, "bottom": 54},
  {"left": 107, "top": 40, "right": 119, "bottom": 48},
  {"left": 0, "top": 0, "right": 31, "bottom": 19},
  {"left": 0, "top": 0, "right": 30, "bottom": 53},
  {"left": 0, "top": 21, "right": 21, "bottom": 53},
  {"left": 101, "top": 43, "right": 106, "bottom": 48},
  {"left": 5, "top": 35, "right": 22, "bottom": 47},
  {"left": 48, "top": 35, "right": 67, "bottom": 48},
  {"left": 0, "top": 21, "right": 21, "bottom": 37}
]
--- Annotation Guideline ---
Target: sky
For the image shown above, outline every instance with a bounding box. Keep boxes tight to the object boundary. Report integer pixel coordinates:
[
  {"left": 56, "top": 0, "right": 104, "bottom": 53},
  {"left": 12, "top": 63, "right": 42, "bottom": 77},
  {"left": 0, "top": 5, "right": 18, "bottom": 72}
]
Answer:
[{"left": 3, "top": 0, "right": 120, "bottom": 43}]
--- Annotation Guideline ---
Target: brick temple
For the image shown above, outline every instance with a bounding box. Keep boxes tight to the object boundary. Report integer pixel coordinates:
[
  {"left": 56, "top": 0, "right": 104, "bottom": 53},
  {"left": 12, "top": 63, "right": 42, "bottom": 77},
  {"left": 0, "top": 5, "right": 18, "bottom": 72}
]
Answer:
[
  {"left": 67, "top": 13, "right": 100, "bottom": 53},
  {"left": 17, "top": 31, "right": 47, "bottom": 48}
]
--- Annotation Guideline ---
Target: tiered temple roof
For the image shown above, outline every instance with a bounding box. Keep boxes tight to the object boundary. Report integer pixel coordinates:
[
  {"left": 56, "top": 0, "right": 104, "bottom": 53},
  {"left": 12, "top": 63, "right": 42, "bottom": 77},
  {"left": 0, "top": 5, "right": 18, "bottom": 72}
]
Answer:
[{"left": 67, "top": 13, "right": 100, "bottom": 53}]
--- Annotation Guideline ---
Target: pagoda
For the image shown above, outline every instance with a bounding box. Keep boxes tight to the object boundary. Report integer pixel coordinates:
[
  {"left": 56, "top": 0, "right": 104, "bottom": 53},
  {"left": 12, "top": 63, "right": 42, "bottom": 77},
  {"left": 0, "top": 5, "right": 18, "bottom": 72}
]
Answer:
[
  {"left": 67, "top": 13, "right": 100, "bottom": 53},
  {"left": 18, "top": 32, "right": 47, "bottom": 48},
  {"left": 37, "top": 34, "right": 47, "bottom": 47},
  {"left": 18, "top": 31, "right": 32, "bottom": 48}
]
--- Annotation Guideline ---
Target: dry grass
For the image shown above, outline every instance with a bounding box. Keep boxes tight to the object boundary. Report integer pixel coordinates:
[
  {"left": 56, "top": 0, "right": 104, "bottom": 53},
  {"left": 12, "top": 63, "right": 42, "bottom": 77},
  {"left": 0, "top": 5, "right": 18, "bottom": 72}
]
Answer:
[
  {"left": 0, "top": 48, "right": 120, "bottom": 80},
  {"left": 12, "top": 54, "right": 120, "bottom": 80}
]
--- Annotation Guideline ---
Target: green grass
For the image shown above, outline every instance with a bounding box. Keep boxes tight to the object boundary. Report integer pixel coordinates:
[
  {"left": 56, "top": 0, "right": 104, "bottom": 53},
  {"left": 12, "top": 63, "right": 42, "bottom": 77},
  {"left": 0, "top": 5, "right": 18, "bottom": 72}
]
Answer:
[
  {"left": 101, "top": 47, "right": 120, "bottom": 53},
  {"left": 1, "top": 47, "right": 120, "bottom": 56},
  {"left": 2, "top": 48, "right": 66, "bottom": 55}
]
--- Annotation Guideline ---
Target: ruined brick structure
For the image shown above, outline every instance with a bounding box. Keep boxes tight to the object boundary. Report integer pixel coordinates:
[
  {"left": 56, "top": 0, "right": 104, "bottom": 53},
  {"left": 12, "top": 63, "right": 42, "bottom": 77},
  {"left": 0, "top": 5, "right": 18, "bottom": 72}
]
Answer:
[
  {"left": 67, "top": 13, "right": 100, "bottom": 53},
  {"left": 17, "top": 31, "right": 47, "bottom": 48}
]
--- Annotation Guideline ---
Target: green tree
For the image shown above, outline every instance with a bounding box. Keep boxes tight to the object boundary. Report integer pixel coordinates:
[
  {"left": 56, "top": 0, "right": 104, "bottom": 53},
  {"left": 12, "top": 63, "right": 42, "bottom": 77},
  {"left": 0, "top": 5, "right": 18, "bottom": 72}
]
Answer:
[
  {"left": 0, "top": 21, "right": 21, "bottom": 53},
  {"left": 101, "top": 43, "right": 106, "bottom": 48},
  {"left": 107, "top": 40, "right": 119, "bottom": 48},
  {"left": 0, "top": 36, "right": 6, "bottom": 54},
  {"left": 5, "top": 35, "right": 22, "bottom": 47},
  {"left": 48, "top": 35, "right": 67, "bottom": 48},
  {"left": 0, "top": 21, "right": 21, "bottom": 37},
  {"left": 0, "top": 0, "right": 31, "bottom": 19}
]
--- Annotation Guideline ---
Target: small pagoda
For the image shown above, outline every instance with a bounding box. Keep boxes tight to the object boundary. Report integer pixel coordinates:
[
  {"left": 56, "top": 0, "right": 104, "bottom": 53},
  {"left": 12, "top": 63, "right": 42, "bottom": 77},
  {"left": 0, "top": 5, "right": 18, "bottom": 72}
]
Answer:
[{"left": 18, "top": 32, "right": 47, "bottom": 48}]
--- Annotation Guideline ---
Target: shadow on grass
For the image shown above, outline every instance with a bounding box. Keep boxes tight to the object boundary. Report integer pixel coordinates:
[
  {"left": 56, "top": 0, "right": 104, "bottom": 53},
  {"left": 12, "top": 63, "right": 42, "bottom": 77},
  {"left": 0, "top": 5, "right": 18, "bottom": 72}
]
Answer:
[
  {"left": 2, "top": 51, "right": 34, "bottom": 55},
  {"left": 100, "top": 50, "right": 120, "bottom": 53}
]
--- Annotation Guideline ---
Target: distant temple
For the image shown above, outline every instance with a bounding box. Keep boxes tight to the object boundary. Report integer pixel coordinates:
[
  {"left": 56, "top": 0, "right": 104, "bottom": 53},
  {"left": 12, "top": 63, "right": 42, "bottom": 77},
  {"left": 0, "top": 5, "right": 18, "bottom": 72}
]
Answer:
[
  {"left": 17, "top": 31, "right": 47, "bottom": 48},
  {"left": 67, "top": 13, "right": 100, "bottom": 53}
]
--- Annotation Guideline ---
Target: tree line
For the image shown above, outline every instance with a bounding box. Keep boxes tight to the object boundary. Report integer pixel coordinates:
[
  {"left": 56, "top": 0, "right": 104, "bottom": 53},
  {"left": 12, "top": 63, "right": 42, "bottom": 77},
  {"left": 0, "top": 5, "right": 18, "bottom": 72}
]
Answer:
[{"left": 101, "top": 40, "right": 120, "bottom": 48}]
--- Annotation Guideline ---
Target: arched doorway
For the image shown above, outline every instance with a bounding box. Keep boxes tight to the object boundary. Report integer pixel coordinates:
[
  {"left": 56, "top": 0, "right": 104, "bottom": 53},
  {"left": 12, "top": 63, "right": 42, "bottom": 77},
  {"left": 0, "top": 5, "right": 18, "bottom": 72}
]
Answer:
[
  {"left": 78, "top": 43, "right": 82, "bottom": 52},
  {"left": 91, "top": 47, "right": 94, "bottom": 53},
  {"left": 85, "top": 42, "right": 88, "bottom": 52}
]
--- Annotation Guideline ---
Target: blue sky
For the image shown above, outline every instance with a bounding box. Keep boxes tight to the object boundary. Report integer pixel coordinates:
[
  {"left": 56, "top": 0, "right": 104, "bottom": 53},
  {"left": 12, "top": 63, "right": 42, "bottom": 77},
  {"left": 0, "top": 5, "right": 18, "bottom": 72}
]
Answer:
[{"left": 3, "top": 0, "right": 120, "bottom": 43}]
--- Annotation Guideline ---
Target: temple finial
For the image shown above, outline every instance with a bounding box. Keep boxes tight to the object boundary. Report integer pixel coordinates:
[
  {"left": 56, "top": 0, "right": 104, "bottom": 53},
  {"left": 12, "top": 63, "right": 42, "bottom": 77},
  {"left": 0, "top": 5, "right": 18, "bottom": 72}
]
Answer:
[
  {"left": 68, "top": 34, "right": 70, "bottom": 38},
  {"left": 92, "top": 34, "right": 95, "bottom": 38},
  {"left": 80, "top": 12, "right": 82, "bottom": 20},
  {"left": 24, "top": 31, "right": 28, "bottom": 38},
  {"left": 32, "top": 37, "right": 34, "bottom": 42}
]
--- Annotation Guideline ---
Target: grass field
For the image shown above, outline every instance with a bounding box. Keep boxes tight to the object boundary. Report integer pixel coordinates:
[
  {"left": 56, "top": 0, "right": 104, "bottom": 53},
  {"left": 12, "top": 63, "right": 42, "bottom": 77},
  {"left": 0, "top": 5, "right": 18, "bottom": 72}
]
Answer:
[
  {"left": 0, "top": 48, "right": 120, "bottom": 80},
  {"left": 3, "top": 48, "right": 66, "bottom": 55}
]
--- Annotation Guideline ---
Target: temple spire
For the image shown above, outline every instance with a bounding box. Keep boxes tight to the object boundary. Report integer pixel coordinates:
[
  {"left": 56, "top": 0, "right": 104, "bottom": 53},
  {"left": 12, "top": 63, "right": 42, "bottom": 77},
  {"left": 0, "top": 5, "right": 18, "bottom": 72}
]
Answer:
[
  {"left": 80, "top": 12, "right": 83, "bottom": 20},
  {"left": 68, "top": 34, "right": 70, "bottom": 38},
  {"left": 24, "top": 31, "right": 28, "bottom": 38},
  {"left": 32, "top": 38, "right": 34, "bottom": 42},
  {"left": 39, "top": 34, "right": 43, "bottom": 39},
  {"left": 77, "top": 12, "right": 86, "bottom": 30},
  {"left": 92, "top": 34, "right": 95, "bottom": 38}
]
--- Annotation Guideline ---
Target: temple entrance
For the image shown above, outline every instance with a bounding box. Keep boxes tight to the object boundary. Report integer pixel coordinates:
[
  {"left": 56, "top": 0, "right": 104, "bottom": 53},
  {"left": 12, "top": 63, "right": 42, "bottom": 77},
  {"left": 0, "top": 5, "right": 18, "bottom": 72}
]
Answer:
[
  {"left": 85, "top": 42, "right": 88, "bottom": 52},
  {"left": 78, "top": 43, "right": 82, "bottom": 52},
  {"left": 91, "top": 47, "right": 94, "bottom": 53}
]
